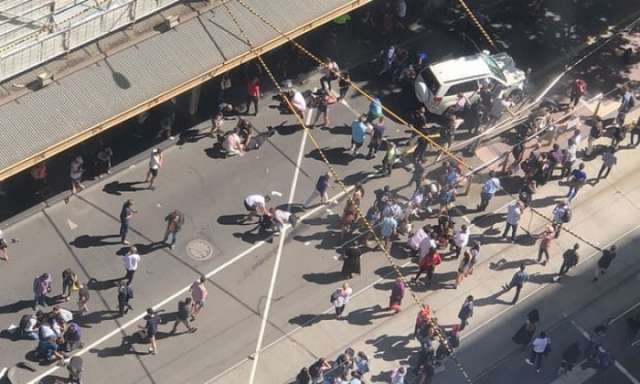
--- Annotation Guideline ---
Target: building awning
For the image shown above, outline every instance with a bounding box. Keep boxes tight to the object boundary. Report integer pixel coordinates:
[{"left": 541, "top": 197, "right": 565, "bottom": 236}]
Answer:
[{"left": 0, "top": 0, "right": 370, "bottom": 181}]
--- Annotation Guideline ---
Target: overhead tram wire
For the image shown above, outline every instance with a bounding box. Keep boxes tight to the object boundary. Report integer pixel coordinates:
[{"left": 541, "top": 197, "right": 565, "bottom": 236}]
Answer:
[
  {"left": 232, "top": 0, "right": 604, "bottom": 251},
  {"left": 219, "top": 2, "right": 475, "bottom": 383}
]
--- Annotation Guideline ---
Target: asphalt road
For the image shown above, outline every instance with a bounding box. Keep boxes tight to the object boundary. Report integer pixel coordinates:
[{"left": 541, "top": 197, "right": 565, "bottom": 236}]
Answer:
[{"left": 1, "top": 1, "right": 640, "bottom": 384}]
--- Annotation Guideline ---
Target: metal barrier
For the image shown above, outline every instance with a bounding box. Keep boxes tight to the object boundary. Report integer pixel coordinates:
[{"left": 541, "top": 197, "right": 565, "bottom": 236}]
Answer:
[{"left": 0, "top": 0, "right": 182, "bottom": 81}]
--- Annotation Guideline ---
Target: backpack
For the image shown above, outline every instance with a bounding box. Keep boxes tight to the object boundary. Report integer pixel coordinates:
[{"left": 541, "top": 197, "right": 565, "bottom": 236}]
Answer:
[
  {"left": 330, "top": 290, "right": 340, "bottom": 303},
  {"left": 19, "top": 314, "right": 32, "bottom": 330},
  {"left": 562, "top": 208, "right": 572, "bottom": 223}
]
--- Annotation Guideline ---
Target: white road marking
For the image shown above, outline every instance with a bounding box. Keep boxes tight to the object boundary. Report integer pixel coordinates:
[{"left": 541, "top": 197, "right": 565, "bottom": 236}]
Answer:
[
  {"left": 609, "top": 301, "right": 640, "bottom": 325},
  {"left": 24, "top": 170, "right": 354, "bottom": 384},
  {"left": 66, "top": 219, "right": 78, "bottom": 230},
  {"left": 305, "top": 107, "right": 315, "bottom": 126},
  {"left": 462, "top": 221, "right": 640, "bottom": 341},
  {"left": 339, "top": 98, "right": 361, "bottom": 117},
  {"left": 248, "top": 128, "right": 308, "bottom": 384},
  {"left": 271, "top": 190, "right": 283, "bottom": 197},
  {"left": 571, "top": 320, "right": 640, "bottom": 384}
]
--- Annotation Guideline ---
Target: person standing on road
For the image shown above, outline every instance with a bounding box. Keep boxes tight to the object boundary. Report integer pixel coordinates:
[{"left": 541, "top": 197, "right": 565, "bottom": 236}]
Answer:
[
  {"left": 585, "top": 120, "right": 603, "bottom": 156},
  {"left": 478, "top": 171, "right": 501, "bottom": 211},
  {"left": 452, "top": 224, "right": 470, "bottom": 259},
  {"left": 69, "top": 156, "right": 85, "bottom": 195},
  {"left": 122, "top": 246, "right": 141, "bottom": 286},
  {"left": 163, "top": 209, "right": 184, "bottom": 249},
  {"left": 331, "top": 283, "right": 353, "bottom": 320},
  {"left": 0, "top": 229, "right": 8, "bottom": 261},
  {"left": 350, "top": 115, "right": 369, "bottom": 157},
  {"left": 139, "top": 308, "right": 160, "bottom": 355},
  {"left": 630, "top": 116, "right": 640, "bottom": 146},
  {"left": 304, "top": 173, "right": 331, "bottom": 208},
  {"left": 246, "top": 77, "right": 261, "bottom": 115},
  {"left": 412, "top": 247, "right": 441, "bottom": 285},
  {"left": 553, "top": 244, "right": 579, "bottom": 282},
  {"left": 145, "top": 148, "right": 163, "bottom": 190},
  {"left": 76, "top": 282, "right": 90, "bottom": 314},
  {"left": 367, "top": 116, "right": 386, "bottom": 159},
  {"left": 388, "top": 278, "right": 405, "bottom": 313},
  {"left": 569, "top": 78, "right": 588, "bottom": 109},
  {"left": 96, "top": 143, "right": 114, "bottom": 176},
  {"left": 119, "top": 199, "right": 137, "bottom": 245},
  {"left": 502, "top": 201, "right": 523, "bottom": 243},
  {"left": 551, "top": 201, "right": 571, "bottom": 238},
  {"left": 502, "top": 264, "right": 529, "bottom": 304},
  {"left": 593, "top": 245, "right": 617, "bottom": 282},
  {"left": 61, "top": 268, "right": 78, "bottom": 302},
  {"left": 380, "top": 214, "right": 398, "bottom": 251},
  {"left": 171, "top": 297, "right": 197, "bottom": 334},
  {"left": 320, "top": 57, "right": 339, "bottom": 92},
  {"left": 597, "top": 147, "right": 618, "bottom": 181},
  {"left": 33, "top": 273, "right": 52, "bottom": 309},
  {"left": 457, "top": 295, "right": 474, "bottom": 331},
  {"left": 190, "top": 276, "right": 208, "bottom": 321},
  {"left": 566, "top": 162, "right": 587, "bottom": 202},
  {"left": 537, "top": 226, "right": 555, "bottom": 265},
  {"left": 526, "top": 332, "right": 551, "bottom": 372},
  {"left": 117, "top": 281, "right": 134, "bottom": 316},
  {"left": 338, "top": 71, "right": 351, "bottom": 101}
]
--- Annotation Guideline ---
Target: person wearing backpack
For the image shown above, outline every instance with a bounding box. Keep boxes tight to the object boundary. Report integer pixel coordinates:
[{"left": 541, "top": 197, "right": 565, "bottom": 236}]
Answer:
[{"left": 552, "top": 201, "right": 571, "bottom": 238}]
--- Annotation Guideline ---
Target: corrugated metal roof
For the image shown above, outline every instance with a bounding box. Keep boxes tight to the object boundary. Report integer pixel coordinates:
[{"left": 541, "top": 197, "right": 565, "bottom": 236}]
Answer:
[{"left": 0, "top": 0, "right": 359, "bottom": 177}]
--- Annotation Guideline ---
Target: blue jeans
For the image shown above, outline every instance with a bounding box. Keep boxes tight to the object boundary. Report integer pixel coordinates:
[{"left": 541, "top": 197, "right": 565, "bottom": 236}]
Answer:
[
  {"left": 120, "top": 222, "right": 129, "bottom": 242},
  {"left": 164, "top": 231, "right": 177, "bottom": 245}
]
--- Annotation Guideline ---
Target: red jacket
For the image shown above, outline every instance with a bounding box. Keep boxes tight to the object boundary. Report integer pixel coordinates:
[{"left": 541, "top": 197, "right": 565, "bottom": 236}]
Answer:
[
  {"left": 419, "top": 250, "right": 442, "bottom": 269},
  {"left": 247, "top": 82, "right": 260, "bottom": 97}
]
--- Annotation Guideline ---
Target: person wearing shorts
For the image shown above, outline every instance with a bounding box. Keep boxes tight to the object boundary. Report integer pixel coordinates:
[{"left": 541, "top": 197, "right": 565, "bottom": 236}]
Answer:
[
  {"left": 139, "top": 308, "right": 160, "bottom": 355},
  {"left": 189, "top": 276, "right": 208, "bottom": 321},
  {"left": 145, "top": 148, "right": 163, "bottom": 190}
]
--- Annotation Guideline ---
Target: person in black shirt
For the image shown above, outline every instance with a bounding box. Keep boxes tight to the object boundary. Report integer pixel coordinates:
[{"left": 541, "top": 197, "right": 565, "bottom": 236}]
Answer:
[
  {"left": 139, "top": 308, "right": 160, "bottom": 355},
  {"left": 171, "top": 298, "right": 196, "bottom": 334},
  {"left": 119, "top": 199, "right": 136, "bottom": 245},
  {"left": 117, "top": 281, "right": 134, "bottom": 316}
]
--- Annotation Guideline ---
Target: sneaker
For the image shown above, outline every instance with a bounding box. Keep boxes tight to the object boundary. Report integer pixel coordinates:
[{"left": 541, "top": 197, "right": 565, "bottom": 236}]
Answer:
[
  {"left": 525, "top": 359, "right": 534, "bottom": 366},
  {"left": 122, "top": 240, "right": 130, "bottom": 245},
  {"left": 552, "top": 276, "right": 560, "bottom": 282},
  {"left": 536, "top": 369, "right": 541, "bottom": 373}
]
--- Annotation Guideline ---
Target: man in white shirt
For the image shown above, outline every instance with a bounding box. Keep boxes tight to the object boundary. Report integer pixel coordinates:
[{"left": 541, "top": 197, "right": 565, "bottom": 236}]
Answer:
[
  {"left": 122, "top": 246, "right": 141, "bottom": 286},
  {"left": 320, "top": 58, "right": 340, "bottom": 91},
  {"left": 244, "top": 194, "right": 270, "bottom": 220},
  {"left": 418, "top": 234, "right": 437, "bottom": 261},
  {"left": 526, "top": 331, "right": 550, "bottom": 372},
  {"left": 502, "top": 201, "right": 523, "bottom": 243},
  {"left": 408, "top": 225, "right": 429, "bottom": 253},
  {"left": 453, "top": 224, "right": 470, "bottom": 258},
  {"left": 267, "top": 208, "right": 298, "bottom": 234},
  {"left": 223, "top": 131, "right": 245, "bottom": 156}
]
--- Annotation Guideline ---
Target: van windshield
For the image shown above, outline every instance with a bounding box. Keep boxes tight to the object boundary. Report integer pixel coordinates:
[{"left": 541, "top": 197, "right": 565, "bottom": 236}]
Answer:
[
  {"left": 421, "top": 68, "right": 440, "bottom": 95},
  {"left": 483, "top": 56, "right": 507, "bottom": 83}
]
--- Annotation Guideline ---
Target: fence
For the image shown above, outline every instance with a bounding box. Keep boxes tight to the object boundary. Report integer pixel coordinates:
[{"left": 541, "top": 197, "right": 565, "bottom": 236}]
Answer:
[{"left": 0, "top": 0, "right": 181, "bottom": 82}]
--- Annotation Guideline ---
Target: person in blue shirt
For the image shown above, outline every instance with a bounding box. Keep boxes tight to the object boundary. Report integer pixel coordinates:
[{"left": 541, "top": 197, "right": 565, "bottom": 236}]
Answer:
[
  {"left": 303, "top": 172, "right": 331, "bottom": 208},
  {"left": 350, "top": 115, "right": 369, "bottom": 156},
  {"left": 380, "top": 215, "right": 398, "bottom": 251},
  {"left": 478, "top": 171, "right": 501, "bottom": 211},
  {"left": 567, "top": 162, "right": 587, "bottom": 202},
  {"left": 366, "top": 98, "right": 383, "bottom": 123}
]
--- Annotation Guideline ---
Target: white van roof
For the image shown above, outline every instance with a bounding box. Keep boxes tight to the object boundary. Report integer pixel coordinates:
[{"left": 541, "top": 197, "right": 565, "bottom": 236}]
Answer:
[{"left": 429, "top": 54, "right": 496, "bottom": 85}]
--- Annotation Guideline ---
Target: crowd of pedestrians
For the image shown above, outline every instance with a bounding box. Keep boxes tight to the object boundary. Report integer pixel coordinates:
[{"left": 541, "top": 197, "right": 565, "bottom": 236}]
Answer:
[{"left": 2, "top": 2, "right": 638, "bottom": 382}]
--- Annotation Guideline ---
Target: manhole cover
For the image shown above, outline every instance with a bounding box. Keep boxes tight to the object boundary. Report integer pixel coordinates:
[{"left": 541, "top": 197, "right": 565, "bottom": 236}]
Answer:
[{"left": 186, "top": 239, "right": 214, "bottom": 261}]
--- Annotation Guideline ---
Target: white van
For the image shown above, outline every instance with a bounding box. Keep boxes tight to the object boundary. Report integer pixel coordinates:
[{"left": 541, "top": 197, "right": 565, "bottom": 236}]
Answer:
[{"left": 415, "top": 52, "right": 526, "bottom": 115}]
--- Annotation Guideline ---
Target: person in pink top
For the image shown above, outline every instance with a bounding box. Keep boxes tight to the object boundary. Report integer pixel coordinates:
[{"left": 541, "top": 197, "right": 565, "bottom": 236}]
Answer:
[
  {"left": 189, "top": 276, "right": 208, "bottom": 321},
  {"left": 537, "top": 226, "right": 555, "bottom": 266}
]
